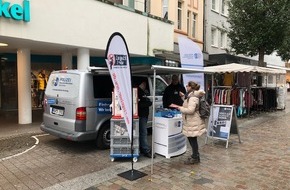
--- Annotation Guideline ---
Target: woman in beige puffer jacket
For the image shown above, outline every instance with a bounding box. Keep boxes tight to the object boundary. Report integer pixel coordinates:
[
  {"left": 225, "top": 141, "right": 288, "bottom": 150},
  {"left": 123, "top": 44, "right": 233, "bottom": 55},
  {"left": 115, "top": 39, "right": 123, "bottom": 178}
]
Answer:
[{"left": 170, "top": 81, "right": 206, "bottom": 165}]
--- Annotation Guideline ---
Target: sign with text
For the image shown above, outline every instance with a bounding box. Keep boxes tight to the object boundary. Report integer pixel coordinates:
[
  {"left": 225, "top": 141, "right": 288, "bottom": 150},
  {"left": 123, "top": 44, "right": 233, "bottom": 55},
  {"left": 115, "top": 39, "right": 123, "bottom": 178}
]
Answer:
[
  {"left": 178, "top": 36, "right": 204, "bottom": 90},
  {"left": 105, "top": 32, "right": 133, "bottom": 141},
  {"left": 206, "top": 105, "right": 241, "bottom": 148},
  {"left": 0, "top": 0, "right": 30, "bottom": 22}
]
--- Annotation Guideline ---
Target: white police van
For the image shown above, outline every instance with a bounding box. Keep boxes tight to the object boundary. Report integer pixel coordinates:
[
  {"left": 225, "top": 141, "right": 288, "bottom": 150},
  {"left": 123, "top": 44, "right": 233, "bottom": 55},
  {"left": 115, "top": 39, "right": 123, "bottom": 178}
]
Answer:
[{"left": 40, "top": 68, "right": 167, "bottom": 149}]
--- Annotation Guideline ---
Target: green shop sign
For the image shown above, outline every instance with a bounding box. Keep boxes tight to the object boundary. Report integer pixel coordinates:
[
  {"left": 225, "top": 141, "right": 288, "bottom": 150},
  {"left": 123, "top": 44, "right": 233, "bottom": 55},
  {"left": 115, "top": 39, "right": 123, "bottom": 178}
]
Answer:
[{"left": 0, "top": 0, "right": 30, "bottom": 22}]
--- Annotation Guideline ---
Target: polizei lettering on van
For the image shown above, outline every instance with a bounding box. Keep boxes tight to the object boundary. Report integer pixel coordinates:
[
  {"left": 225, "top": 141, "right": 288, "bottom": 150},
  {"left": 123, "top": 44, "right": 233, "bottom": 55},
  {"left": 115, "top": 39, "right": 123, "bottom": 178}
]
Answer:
[
  {"left": 51, "top": 77, "right": 72, "bottom": 87},
  {"left": 0, "top": 0, "right": 30, "bottom": 22},
  {"left": 59, "top": 77, "right": 72, "bottom": 84}
]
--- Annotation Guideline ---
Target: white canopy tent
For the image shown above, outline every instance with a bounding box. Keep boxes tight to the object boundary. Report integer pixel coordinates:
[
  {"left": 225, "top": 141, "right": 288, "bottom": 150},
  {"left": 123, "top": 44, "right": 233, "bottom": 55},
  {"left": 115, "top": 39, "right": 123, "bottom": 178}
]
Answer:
[
  {"left": 204, "top": 63, "right": 286, "bottom": 74},
  {"left": 88, "top": 64, "right": 211, "bottom": 75},
  {"left": 202, "top": 63, "right": 286, "bottom": 91}
]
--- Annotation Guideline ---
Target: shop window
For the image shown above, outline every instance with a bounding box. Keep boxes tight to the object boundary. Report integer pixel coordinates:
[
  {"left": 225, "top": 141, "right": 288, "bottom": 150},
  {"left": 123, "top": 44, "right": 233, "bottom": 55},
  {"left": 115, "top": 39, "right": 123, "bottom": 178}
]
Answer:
[{"left": 0, "top": 60, "right": 17, "bottom": 110}]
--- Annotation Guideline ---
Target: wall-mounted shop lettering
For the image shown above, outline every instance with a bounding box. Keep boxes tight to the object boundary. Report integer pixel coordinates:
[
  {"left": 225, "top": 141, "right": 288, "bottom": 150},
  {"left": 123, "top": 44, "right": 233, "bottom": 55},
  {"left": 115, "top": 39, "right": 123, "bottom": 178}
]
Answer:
[{"left": 0, "top": 0, "right": 30, "bottom": 22}]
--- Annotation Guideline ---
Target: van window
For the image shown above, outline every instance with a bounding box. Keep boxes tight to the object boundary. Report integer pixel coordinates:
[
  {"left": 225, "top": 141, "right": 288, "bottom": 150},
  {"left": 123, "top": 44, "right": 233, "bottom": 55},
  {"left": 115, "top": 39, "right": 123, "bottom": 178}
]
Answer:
[
  {"left": 46, "top": 73, "right": 80, "bottom": 98},
  {"left": 155, "top": 78, "right": 167, "bottom": 96},
  {"left": 93, "top": 75, "right": 113, "bottom": 98}
]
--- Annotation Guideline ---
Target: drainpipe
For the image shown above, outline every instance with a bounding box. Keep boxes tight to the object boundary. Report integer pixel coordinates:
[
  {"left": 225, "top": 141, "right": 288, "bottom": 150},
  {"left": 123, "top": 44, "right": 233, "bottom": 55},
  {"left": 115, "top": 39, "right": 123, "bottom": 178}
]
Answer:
[{"left": 203, "top": 0, "right": 207, "bottom": 53}]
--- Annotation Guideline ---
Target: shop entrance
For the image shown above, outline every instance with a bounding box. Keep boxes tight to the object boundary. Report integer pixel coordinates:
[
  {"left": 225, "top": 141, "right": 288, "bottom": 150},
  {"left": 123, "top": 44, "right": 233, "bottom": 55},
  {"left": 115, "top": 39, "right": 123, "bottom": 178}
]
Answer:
[{"left": 0, "top": 58, "right": 18, "bottom": 110}]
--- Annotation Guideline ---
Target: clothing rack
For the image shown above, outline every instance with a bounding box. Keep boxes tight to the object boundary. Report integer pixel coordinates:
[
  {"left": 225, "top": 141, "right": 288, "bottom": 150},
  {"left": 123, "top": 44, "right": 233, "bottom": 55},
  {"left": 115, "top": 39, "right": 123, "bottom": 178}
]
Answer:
[{"left": 210, "top": 72, "right": 281, "bottom": 118}]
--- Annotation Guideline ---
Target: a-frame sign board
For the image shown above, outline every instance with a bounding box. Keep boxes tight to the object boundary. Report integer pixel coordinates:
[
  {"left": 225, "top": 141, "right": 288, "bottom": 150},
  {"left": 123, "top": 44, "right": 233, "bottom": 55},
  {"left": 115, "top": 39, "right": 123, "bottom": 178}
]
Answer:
[{"left": 206, "top": 105, "right": 241, "bottom": 148}]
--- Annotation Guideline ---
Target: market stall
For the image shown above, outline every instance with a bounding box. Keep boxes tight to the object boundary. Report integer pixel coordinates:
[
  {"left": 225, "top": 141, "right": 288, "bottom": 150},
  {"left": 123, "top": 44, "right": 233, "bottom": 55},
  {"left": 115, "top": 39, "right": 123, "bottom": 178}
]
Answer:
[{"left": 204, "top": 63, "right": 286, "bottom": 117}]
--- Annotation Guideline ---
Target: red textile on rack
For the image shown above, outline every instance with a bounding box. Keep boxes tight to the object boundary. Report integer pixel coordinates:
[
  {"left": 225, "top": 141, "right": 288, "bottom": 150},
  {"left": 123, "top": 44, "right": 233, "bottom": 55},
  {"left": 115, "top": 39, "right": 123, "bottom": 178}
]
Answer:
[
  {"left": 231, "top": 88, "right": 240, "bottom": 106},
  {"left": 245, "top": 90, "right": 254, "bottom": 108}
]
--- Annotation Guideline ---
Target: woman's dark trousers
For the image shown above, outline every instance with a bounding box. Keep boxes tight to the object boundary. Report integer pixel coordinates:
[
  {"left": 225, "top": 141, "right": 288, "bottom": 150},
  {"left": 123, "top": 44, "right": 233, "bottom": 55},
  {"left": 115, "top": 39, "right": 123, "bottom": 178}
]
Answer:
[{"left": 187, "top": 137, "right": 200, "bottom": 160}]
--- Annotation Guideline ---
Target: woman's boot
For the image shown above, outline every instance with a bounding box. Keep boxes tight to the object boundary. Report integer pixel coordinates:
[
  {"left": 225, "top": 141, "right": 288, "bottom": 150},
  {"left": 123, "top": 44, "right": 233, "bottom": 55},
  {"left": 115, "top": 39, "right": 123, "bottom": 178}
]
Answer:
[{"left": 184, "top": 155, "right": 200, "bottom": 165}]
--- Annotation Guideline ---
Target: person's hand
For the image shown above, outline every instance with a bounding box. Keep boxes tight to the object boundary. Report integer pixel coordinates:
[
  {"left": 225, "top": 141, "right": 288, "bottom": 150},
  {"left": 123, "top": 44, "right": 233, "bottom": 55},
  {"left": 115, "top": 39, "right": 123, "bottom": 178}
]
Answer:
[
  {"left": 169, "top": 104, "right": 180, "bottom": 109},
  {"left": 179, "top": 91, "right": 184, "bottom": 97}
]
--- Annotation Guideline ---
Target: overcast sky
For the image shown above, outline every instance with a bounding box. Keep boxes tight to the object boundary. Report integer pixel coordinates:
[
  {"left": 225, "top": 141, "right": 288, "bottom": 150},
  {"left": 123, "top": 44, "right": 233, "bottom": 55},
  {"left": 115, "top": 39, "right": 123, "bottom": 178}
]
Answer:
[{"left": 251, "top": 52, "right": 286, "bottom": 67}]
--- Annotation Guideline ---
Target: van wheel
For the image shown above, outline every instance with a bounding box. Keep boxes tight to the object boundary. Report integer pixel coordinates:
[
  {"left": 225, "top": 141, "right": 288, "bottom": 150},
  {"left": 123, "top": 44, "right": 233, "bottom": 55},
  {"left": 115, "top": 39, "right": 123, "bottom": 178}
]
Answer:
[{"left": 96, "top": 122, "right": 110, "bottom": 149}]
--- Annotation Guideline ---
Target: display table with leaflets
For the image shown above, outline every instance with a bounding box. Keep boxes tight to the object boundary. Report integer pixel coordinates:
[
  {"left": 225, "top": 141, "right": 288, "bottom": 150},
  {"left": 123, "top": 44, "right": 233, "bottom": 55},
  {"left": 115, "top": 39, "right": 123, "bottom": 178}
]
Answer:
[
  {"left": 110, "top": 88, "right": 139, "bottom": 162},
  {"left": 154, "top": 109, "right": 186, "bottom": 158},
  {"left": 110, "top": 118, "right": 139, "bottom": 162}
]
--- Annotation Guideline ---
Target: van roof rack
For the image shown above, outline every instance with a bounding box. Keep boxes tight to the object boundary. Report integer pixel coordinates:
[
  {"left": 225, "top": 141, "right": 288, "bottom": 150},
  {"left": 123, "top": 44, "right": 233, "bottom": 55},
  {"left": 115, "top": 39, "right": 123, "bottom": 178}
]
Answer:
[
  {"left": 87, "top": 66, "right": 108, "bottom": 72},
  {"left": 87, "top": 66, "right": 110, "bottom": 74}
]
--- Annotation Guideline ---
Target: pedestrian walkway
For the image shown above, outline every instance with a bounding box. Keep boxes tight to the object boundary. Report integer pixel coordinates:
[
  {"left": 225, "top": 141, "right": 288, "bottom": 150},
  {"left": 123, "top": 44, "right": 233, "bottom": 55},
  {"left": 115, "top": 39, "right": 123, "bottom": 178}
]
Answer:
[
  {"left": 85, "top": 109, "right": 290, "bottom": 190},
  {"left": 0, "top": 98, "right": 290, "bottom": 190},
  {"left": 0, "top": 109, "right": 43, "bottom": 139},
  {"left": 36, "top": 107, "right": 289, "bottom": 190}
]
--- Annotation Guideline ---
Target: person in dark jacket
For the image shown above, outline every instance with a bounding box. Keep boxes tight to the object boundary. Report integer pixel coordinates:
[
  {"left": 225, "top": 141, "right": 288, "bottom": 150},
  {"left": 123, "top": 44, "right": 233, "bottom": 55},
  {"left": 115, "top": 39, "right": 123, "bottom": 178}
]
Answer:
[
  {"left": 163, "top": 75, "right": 186, "bottom": 109},
  {"left": 138, "top": 80, "right": 154, "bottom": 158}
]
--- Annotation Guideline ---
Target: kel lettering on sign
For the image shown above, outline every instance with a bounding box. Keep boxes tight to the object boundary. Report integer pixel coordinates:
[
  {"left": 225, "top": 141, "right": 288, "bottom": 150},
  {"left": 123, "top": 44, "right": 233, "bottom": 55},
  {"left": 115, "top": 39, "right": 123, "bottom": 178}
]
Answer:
[{"left": 0, "top": 0, "right": 30, "bottom": 22}]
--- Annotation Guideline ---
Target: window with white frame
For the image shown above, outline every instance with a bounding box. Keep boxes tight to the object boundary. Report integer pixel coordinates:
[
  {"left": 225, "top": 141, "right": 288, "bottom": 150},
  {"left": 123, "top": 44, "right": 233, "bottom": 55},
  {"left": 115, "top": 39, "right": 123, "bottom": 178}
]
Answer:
[
  {"left": 221, "top": 0, "right": 225, "bottom": 14},
  {"left": 162, "top": 0, "right": 168, "bottom": 19},
  {"left": 192, "top": 13, "right": 196, "bottom": 38},
  {"left": 220, "top": 30, "right": 227, "bottom": 48},
  {"left": 211, "top": 0, "right": 218, "bottom": 12},
  {"left": 221, "top": 0, "right": 228, "bottom": 15},
  {"left": 187, "top": 11, "right": 190, "bottom": 35},
  {"left": 177, "top": 1, "right": 182, "bottom": 30},
  {"left": 211, "top": 27, "right": 218, "bottom": 47},
  {"left": 187, "top": 11, "right": 196, "bottom": 38},
  {"left": 144, "top": 0, "right": 150, "bottom": 13}
]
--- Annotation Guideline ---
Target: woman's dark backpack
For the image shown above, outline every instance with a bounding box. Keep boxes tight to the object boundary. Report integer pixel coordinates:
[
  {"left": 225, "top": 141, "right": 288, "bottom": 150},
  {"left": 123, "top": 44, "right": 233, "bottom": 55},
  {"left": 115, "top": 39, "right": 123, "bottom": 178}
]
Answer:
[
  {"left": 198, "top": 97, "right": 210, "bottom": 119},
  {"left": 187, "top": 96, "right": 210, "bottom": 119}
]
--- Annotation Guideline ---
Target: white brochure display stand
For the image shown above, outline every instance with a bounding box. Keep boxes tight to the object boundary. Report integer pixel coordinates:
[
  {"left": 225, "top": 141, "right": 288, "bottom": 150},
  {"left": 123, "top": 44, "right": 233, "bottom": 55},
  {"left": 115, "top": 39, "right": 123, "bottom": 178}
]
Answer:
[
  {"left": 154, "top": 116, "right": 186, "bottom": 158},
  {"left": 110, "top": 88, "right": 139, "bottom": 162},
  {"left": 110, "top": 118, "right": 139, "bottom": 162}
]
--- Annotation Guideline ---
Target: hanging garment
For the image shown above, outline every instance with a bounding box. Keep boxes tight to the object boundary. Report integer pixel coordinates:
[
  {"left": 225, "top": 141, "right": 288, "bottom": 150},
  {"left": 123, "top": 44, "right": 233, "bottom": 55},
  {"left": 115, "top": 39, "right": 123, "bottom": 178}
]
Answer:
[
  {"left": 237, "top": 73, "right": 251, "bottom": 87},
  {"left": 214, "top": 89, "right": 220, "bottom": 104},
  {"left": 237, "top": 89, "right": 246, "bottom": 117},
  {"left": 245, "top": 90, "right": 254, "bottom": 108},
  {"left": 223, "top": 73, "right": 235, "bottom": 86},
  {"left": 257, "top": 89, "right": 263, "bottom": 105},
  {"left": 231, "top": 88, "right": 240, "bottom": 106},
  {"left": 226, "top": 89, "right": 232, "bottom": 105}
]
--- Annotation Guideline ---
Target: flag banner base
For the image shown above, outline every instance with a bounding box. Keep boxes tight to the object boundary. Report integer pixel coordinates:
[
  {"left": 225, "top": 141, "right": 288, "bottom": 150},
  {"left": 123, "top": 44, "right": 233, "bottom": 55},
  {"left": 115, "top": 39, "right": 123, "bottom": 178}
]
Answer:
[{"left": 118, "top": 169, "right": 147, "bottom": 181}]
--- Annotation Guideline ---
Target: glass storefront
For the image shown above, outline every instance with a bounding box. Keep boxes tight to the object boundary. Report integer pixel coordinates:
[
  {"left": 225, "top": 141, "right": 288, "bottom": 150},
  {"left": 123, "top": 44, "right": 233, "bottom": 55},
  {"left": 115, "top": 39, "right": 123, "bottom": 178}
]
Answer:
[
  {"left": 0, "top": 54, "right": 62, "bottom": 110},
  {"left": 0, "top": 58, "right": 18, "bottom": 110}
]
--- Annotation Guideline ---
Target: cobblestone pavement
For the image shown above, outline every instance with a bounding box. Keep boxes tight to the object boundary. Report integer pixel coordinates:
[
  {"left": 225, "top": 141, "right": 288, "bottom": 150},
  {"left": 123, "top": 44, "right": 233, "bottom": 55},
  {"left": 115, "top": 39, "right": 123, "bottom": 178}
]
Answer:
[
  {"left": 0, "top": 133, "right": 37, "bottom": 160},
  {"left": 0, "top": 104, "right": 290, "bottom": 189},
  {"left": 87, "top": 110, "right": 290, "bottom": 190}
]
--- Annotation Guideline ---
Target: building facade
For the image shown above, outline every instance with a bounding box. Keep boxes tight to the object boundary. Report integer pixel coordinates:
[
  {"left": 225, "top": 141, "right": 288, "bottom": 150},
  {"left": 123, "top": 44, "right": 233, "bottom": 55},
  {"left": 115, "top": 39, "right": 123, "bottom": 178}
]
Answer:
[
  {"left": 149, "top": 0, "right": 204, "bottom": 70},
  {"left": 1, "top": 0, "right": 286, "bottom": 124},
  {"left": 0, "top": 0, "right": 174, "bottom": 124}
]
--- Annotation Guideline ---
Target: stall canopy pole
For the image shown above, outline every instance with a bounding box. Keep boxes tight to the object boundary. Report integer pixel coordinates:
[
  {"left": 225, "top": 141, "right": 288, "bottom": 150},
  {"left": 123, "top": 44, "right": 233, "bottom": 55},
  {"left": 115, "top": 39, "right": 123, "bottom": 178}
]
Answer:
[
  {"left": 211, "top": 74, "right": 214, "bottom": 105},
  {"left": 150, "top": 69, "right": 157, "bottom": 176}
]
